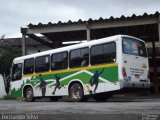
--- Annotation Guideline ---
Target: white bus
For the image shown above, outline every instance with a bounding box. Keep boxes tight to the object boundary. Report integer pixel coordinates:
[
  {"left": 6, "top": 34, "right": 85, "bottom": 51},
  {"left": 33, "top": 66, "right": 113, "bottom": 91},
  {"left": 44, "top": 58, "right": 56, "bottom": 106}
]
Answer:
[{"left": 10, "top": 35, "right": 150, "bottom": 102}]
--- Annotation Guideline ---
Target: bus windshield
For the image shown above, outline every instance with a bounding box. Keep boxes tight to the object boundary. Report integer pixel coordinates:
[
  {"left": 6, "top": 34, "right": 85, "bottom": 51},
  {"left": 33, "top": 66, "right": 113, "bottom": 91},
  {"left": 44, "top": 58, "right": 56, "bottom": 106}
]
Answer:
[{"left": 122, "top": 37, "right": 147, "bottom": 57}]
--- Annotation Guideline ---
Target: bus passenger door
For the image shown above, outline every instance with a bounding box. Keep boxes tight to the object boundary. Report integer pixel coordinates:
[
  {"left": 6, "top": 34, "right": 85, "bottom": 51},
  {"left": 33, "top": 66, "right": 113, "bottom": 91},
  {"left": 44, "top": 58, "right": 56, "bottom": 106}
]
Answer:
[{"left": 10, "top": 63, "right": 23, "bottom": 91}]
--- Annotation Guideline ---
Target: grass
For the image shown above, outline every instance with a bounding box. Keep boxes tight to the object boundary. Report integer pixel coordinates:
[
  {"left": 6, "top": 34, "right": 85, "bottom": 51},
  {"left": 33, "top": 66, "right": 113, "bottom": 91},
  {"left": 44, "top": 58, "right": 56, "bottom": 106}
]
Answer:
[{"left": 3, "top": 95, "right": 18, "bottom": 100}]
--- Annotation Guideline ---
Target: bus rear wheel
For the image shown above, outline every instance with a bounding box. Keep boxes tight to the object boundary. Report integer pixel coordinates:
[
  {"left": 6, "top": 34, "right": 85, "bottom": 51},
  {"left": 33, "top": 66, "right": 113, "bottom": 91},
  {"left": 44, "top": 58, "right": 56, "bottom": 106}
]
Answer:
[
  {"left": 25, "top": 87, "right": 35, "bottom": 102},
  {"left": 69, "top": 83, "right": 84, "bottom": 102}
]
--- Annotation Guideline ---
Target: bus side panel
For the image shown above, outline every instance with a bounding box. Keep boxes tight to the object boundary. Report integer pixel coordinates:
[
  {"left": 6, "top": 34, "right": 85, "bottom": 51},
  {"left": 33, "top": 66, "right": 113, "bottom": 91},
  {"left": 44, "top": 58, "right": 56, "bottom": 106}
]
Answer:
[
  {"left": 32, "top": 64, "right": 120, "bottom": 97},
  {"left": 10, "top": 63, "right": 120, "bottom": 98},
  {"left": 10, "top": 80, "right": 24, "bottom": 98}
]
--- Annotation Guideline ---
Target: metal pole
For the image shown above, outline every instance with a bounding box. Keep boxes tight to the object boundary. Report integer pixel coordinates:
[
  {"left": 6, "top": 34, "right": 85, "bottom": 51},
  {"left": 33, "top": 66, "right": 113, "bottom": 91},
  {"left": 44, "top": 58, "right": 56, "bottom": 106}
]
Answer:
[
  {"left": 152, "top": 35, "right": 158, "bottom": 93},
  {"left": 22, "top": 34, "right": 26, "bottom": 56},
  {"left": 156, "top": 15, "right": 160, "bottom": 93},
  {"left": 86, "top": 22, "right": 91, "bottom": 41},
  {"left": 158, "top": 15, "right": 160, "bottom": 43}
]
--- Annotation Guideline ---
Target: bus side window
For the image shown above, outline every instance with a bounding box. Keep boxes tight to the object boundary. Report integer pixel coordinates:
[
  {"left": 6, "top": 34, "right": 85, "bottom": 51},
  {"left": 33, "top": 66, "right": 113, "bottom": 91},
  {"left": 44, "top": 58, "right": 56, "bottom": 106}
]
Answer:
[
  {"left": 103, "top": 42, "right": 116, "bottom": 63},
  {"left": 81, "top": 48, "right": 89, "bottom": 67},
  {"left": 51, "top": 52, "right": 68, "bottom": 70},
  {"left": 69, "top": 47, "right": 89, "bottom": 68},
  {"left": 12, "top": 63, "right": 22, "bottom": 81},
  {"left": 91, "top": 44, "right": 103, "bottom": 65},
  {"left": 35, "top": 55, "right": 50, "bottom": 73},
  {"left": 91, "top": 42, "right": 116, "bottom": 65},
  {"left": 69, "top": 49, "right": 81, "bottom": 68},
  {"left": 24, "top": 58, "right": 34, "bottom": 75}
]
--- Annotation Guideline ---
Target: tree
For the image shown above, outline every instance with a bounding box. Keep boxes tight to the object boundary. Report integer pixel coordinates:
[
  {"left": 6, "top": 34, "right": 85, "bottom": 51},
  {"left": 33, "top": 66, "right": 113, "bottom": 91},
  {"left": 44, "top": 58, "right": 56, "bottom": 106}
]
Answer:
[
  {"left": 0, "top": 40, "right": 21, "bottom": 94},
  {"left": 0, "top": 34, "right": 5, "bottom": 39}
]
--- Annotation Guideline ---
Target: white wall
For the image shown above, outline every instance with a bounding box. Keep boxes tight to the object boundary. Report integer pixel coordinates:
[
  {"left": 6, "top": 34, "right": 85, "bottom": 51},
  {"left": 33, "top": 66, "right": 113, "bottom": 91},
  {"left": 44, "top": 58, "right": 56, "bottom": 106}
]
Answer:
[
  {"left": 26, "top": 45, "right": 51, "bottom": 55},
  {"left": 0, "top": 75, "right": 7, "bottom": 98}
]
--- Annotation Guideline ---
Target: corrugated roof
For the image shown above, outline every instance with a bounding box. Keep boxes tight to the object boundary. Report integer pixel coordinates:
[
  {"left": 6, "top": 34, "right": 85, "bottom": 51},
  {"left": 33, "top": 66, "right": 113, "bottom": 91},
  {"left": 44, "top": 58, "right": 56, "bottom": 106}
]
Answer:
[{"left": 28, "top": 11, "right": 160, "bottom": 28}]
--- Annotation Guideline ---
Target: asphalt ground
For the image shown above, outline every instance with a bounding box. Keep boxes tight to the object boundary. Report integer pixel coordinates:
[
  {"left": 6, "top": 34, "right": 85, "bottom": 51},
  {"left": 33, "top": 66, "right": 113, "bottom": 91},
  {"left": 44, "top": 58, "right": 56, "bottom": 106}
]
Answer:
[{"left": 0, "top": 95, "right": 160, "bottom": 120}]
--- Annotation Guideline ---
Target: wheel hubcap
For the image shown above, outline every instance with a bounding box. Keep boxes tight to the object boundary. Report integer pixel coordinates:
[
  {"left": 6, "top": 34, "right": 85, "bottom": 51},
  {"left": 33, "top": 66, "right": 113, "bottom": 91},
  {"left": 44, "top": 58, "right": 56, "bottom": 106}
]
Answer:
[
  {"left": 72, "top": 87, "right": 81, "bottom": 99},
  {"left": 27, "top": 90, "right": 32, "bottom": 100}
]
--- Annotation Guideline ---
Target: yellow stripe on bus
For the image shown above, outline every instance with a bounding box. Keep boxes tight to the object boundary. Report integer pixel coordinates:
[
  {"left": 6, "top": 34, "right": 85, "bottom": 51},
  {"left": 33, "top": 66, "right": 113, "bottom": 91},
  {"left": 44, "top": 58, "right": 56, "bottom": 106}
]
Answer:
[{"left": 23, "top": 63, "right": 118, "bottom": 77}]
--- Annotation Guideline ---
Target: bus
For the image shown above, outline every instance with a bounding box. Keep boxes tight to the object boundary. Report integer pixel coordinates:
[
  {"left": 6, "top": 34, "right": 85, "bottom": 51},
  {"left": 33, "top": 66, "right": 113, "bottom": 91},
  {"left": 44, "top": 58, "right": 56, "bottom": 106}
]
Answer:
[{"left": 10, "top": 35, "right": 150, "bottom": 102}]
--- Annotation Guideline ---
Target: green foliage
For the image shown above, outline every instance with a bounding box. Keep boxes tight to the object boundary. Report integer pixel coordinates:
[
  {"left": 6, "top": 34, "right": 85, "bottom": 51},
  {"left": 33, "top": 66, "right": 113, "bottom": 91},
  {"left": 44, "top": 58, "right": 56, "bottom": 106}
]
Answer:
[
  {"left": 0, "top": 42, "right": 22, "bottom": 94},
  {"left": 0, "top": 43, "right": 22, "bottom": 76},
  {"left": 3, "top": 95, "right": 17, "bottom": 100}
]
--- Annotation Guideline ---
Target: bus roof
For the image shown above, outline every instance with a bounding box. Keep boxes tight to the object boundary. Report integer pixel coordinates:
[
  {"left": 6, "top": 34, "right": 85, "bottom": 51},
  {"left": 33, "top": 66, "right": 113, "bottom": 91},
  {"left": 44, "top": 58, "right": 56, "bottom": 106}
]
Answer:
[{"left": 13, "top": 35, "right": 144, "bottom": 62}]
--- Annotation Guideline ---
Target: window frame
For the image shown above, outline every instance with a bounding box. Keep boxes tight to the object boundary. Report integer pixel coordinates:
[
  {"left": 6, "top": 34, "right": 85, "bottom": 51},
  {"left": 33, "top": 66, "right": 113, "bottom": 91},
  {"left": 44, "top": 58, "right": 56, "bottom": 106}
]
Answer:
[
  {"left": 12, "top": 63, "right": 23, "bottom": 81},
  {"left": 122, "top": 37, "right": 147, "bottom": 58},
  {"left": 69, "top": 47, "right": 89, "bottom": 68},
  {"left": 51, "top": 51, "right": 68, "bottom": 71},
  {"left": 90, "top": 42, "right": 116, "bottom": 66},
  {"left": 23, "top": 58, "right": 35, "bottom": 75},
  {"left": 35, "top": 55, "right": 50, "bottom": 73}
]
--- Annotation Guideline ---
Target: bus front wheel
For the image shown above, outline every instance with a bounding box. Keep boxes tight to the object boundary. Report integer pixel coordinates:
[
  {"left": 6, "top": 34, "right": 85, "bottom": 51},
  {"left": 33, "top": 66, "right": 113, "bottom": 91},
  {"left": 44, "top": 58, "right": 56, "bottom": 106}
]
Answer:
[
  {"left": 25, "top": 87, "right": 35, "bottom": 102},
  {"left": 69, "top": 83, "right": 84, "bottom": 102}
]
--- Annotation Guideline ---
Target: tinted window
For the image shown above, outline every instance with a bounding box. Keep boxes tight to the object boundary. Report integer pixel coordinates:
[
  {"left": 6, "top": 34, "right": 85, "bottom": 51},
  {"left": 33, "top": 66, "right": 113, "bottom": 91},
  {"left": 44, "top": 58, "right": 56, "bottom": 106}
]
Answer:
[
  {"left": 51, "top": 52, "right": 68, "bottom": 70},
  {"left": 35, "top": 55, "right": 50, "bottom": 73},
  {"left": 70, "top": 47, "right": 89, "bottom": 68},
  {"left": 12, "top": 63, "right": 22, "bottom": 81},
  {"left": 24, "top": 58, "right": 34, "bottom": 74},
  {"left": 123, "top": 37, "right": 147, "bottom": 57},
  {"left": 91, "top": 42, "right": 116, "bottom": 65}
]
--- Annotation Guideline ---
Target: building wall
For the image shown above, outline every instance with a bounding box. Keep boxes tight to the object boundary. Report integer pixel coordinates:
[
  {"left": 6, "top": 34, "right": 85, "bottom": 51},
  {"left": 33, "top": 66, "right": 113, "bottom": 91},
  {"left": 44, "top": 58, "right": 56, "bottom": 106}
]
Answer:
[
  {"left": 26, "top": 45, "right": 51, "bottom": 55},
  {"left": 0, "top": 74, "right": 7, "bottom": 98}
]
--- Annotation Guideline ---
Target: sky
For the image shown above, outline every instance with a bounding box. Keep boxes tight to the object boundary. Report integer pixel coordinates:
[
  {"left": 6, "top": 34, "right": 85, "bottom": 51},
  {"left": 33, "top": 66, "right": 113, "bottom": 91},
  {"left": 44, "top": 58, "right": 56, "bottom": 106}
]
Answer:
[{"left": 0, "top": 0, "right": 160, "bottom": 38}]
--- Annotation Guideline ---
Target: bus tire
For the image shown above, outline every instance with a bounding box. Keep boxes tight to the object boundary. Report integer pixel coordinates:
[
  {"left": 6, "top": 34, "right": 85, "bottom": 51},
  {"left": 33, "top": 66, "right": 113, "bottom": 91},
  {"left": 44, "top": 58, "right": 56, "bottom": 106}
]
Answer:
[
  {"left": 25, "top": 87, "right": 35, "bottom": 102},
  {"left": 93, "top": 93, "right": 109, "bottom": 102},
  {"left": 69, "top": 83, "right": 84, "bottom": 102}
]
